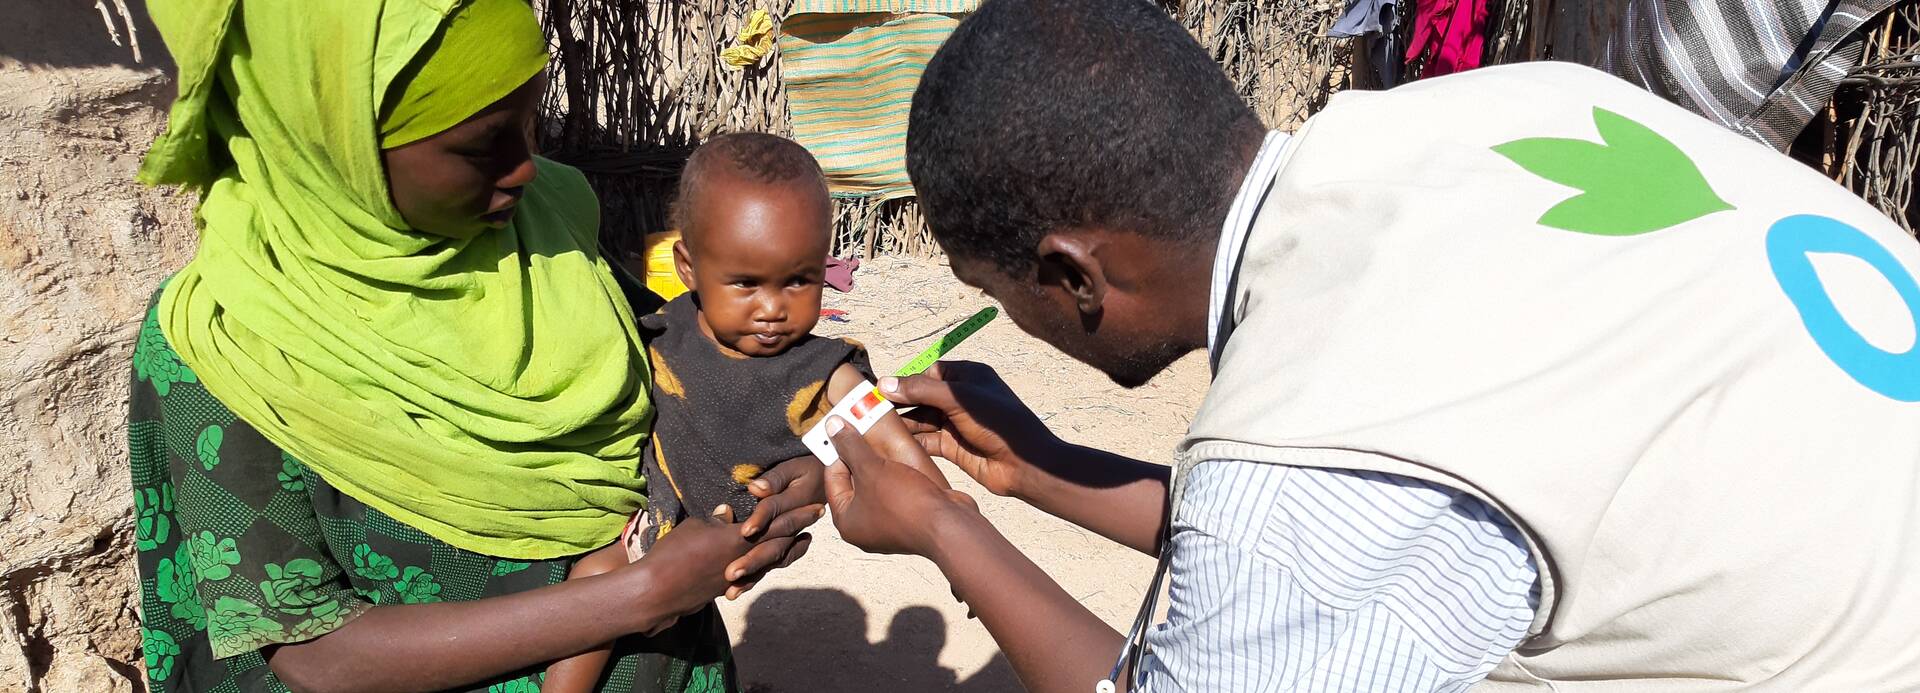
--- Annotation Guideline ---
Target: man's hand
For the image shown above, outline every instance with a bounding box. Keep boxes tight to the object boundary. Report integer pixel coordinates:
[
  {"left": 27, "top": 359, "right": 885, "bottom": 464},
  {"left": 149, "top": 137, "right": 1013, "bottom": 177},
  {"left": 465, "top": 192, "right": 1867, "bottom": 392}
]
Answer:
[
  {"left": 822, "top": 417, "right": 979, "bottom": 557},
  {"left": 822, "top": 417, "right": 1127, "bottom": 693},
  {"left": 885, "top": 360, "right": 1172, "bottom": 556},
  {"left": 881, "top": 360, "right": 1065, "bottom": 498}
]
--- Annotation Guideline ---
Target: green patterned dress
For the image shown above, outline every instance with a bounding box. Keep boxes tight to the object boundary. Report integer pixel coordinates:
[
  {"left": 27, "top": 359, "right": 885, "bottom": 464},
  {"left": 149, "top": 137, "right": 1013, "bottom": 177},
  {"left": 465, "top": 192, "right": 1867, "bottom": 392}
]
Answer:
[{"left": 129, "top": 287, "right": 735, "bottom": 693}]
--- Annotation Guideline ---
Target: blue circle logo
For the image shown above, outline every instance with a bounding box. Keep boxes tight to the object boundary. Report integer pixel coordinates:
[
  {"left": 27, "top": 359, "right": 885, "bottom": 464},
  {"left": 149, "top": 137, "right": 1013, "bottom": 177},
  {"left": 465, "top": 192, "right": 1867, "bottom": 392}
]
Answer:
[{"left": 1766, "top": 214, "right": 1920, "bottom": 401}]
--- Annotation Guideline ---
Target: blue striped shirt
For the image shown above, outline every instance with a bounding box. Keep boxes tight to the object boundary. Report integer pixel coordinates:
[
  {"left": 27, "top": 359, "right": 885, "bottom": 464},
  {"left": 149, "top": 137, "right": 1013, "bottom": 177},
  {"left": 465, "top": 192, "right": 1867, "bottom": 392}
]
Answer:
[{"left": 1135, "top": 132, "right": 1539, "bottom": 692}]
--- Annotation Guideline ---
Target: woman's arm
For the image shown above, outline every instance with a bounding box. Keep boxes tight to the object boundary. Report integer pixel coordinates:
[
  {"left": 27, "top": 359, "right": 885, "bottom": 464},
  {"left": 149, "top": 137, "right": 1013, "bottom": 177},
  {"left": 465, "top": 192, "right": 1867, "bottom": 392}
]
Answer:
[
  {"left": 536, "top": 544, "right": 632, "bottom": 693},
  {"left": 267, "top": 512, "right": 761, "bottom": 693},
  {"left": 822, "top": 419, "right": 1127, "bottom": 693}
]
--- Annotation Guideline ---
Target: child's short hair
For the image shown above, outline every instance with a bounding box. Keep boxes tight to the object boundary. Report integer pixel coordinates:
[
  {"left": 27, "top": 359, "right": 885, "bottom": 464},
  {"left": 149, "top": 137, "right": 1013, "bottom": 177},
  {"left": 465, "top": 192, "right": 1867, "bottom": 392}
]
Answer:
[{"left": 671, "top": 133, "right": 829, "bottom": 235}]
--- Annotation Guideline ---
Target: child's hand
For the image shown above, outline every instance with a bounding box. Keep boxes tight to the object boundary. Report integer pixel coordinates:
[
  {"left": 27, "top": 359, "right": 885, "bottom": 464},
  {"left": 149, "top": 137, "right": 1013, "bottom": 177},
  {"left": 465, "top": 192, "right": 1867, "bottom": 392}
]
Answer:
[{"left": 823, "top": 417, "right": 979, "bottom": 558}]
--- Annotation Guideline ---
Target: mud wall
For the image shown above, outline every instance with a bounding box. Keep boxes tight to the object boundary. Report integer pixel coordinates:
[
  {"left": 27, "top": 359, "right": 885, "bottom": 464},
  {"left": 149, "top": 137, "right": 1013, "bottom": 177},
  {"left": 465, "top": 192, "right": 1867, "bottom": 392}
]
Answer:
[{"left": 1, "top": 2, "right": 195, "bottom": 690}]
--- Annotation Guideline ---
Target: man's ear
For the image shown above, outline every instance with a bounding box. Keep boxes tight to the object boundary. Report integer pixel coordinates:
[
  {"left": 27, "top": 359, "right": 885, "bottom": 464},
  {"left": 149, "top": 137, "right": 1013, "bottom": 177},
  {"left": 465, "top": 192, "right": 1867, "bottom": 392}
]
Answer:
[
  {"left": 672, "top": 239, "right": 696, "bottom": 290},
  {"left": 1035, "top": 233, "right": 1108, "bottom": 318}
]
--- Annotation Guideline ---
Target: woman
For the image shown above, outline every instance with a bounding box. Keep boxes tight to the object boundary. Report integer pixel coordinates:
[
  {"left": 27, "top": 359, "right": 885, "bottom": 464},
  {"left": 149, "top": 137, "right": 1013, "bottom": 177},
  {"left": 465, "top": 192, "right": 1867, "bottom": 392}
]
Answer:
[{"left": 128, "top": 1, "right": 824, "bottom": 691}]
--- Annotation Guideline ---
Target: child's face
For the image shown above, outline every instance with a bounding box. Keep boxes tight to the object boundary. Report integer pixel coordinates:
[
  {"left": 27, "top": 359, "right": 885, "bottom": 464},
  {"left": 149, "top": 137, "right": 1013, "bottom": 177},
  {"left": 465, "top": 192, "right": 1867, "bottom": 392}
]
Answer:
[{"left": 675, "top": 177, "right": 831, "bottom": 357}]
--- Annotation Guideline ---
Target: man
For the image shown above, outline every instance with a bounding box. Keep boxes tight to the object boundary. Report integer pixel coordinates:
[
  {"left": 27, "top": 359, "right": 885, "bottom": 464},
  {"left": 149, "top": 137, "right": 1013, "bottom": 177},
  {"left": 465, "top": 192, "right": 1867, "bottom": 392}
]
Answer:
[{"left": 818, "top": 0, "right": 1920, "bottom": 690}]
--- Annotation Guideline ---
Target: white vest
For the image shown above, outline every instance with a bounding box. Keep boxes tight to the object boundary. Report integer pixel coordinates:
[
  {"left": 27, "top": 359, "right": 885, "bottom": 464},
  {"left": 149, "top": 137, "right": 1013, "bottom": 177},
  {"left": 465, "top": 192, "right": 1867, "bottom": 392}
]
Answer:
[{"left": 1179, "top": 63, "right": 1920, "bottom": 691}]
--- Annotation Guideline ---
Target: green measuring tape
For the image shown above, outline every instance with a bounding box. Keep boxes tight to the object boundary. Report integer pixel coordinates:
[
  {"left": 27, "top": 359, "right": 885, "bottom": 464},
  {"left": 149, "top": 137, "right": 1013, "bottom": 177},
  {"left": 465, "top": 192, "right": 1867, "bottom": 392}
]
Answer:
[{"left": 894, "top": 306, "right": 998, "bottom": 377}]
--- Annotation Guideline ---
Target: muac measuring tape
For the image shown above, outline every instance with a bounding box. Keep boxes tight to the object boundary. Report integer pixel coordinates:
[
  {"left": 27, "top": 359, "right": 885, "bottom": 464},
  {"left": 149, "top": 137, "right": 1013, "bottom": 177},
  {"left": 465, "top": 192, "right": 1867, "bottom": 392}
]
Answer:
[
  {"left": 799, "top": 303, "right": 1158, "bottom": 691},
  {"left": 802, "top": 306, "right": 998, "bottom": 464}
]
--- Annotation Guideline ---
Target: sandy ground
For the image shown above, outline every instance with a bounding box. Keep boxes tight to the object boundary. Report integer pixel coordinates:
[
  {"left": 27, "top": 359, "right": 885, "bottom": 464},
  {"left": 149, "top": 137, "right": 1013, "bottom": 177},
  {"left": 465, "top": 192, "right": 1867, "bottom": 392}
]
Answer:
[{"left": 715, "top": 255, "right": 1208, "bottom": 692}]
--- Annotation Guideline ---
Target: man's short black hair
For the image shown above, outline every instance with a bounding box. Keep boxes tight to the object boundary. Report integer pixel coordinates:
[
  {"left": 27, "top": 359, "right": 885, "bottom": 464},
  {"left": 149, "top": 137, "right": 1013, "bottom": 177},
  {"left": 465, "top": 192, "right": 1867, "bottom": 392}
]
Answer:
[
  {"left": 905, "top": 0, "right": 1265, "bottom": 275},
  {"left": 672, "top": 132, "right": 829, "bottom": 237}
]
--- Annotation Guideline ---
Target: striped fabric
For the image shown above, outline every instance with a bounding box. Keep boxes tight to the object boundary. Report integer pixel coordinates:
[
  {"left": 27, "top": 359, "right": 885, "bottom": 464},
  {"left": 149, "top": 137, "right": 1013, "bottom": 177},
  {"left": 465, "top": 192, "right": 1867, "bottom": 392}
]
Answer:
[
  {"left": 1602, "top": 0, "right": 1899, "bottom": 151},
  {"left": 778, "top": 0, "right": 977, "bottom": 199},
  {"left": 1138, "top": 462, "right": 1539, "bottom": 692},
  {"left": 1132, "top": 131, "right": 1537, "bottom": 691}
]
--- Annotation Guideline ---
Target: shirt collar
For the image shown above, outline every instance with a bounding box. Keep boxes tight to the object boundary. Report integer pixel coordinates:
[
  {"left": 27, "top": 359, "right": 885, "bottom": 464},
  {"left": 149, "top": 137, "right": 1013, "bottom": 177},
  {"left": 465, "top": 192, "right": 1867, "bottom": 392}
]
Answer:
[{"left": 1207, "top": 131, "right": 1293, "bottom": 360}]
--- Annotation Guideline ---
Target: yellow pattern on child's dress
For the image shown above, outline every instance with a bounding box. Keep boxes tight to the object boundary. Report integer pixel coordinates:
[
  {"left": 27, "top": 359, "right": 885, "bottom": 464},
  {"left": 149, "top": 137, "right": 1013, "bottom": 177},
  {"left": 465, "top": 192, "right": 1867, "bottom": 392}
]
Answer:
[
  {"left": 650, "top": 434, "right": 685, "bottom": 508},
  {"left": 786, "top": 379, "right": 827, "bottom": 434},
  {"left": 731, "top": 464, "right": 763, "bottom": 485},
  {"left": 651, "top": 345, "right": 686, "bottom": 399}
]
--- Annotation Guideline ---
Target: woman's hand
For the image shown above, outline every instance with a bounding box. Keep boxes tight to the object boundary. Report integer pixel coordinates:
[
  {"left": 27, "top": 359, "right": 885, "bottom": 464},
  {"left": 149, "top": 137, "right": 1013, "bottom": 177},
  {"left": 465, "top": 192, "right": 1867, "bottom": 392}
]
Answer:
[
  {"left": 880, "top": 360, "right": 1066, "bottom": 498},
  {"left": 730, "top": 455, "right": 827, "bottom": 598},
  {"left": 625, "top": 506, "right": 757, "bottom": 634},
  {"left": 822, "top": 417, "right": 979, "bottom": 557}
]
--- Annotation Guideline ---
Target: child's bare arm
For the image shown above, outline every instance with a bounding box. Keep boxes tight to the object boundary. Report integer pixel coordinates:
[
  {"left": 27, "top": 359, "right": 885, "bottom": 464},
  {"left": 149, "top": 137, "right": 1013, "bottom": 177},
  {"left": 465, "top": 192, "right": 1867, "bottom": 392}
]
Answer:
[
  {"left": 540, "top": 544, "right": 629, "bottom": 693},
  {"left": 827, "top": 362, "right": 953, "bottom": 490}
]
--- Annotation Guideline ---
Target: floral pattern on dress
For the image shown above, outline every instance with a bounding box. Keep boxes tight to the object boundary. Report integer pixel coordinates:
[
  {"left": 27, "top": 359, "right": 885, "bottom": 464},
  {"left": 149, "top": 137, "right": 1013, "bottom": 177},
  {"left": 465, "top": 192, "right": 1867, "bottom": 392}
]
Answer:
[{"left": 130, "top": 282, "right": 733, "bottom": 692}]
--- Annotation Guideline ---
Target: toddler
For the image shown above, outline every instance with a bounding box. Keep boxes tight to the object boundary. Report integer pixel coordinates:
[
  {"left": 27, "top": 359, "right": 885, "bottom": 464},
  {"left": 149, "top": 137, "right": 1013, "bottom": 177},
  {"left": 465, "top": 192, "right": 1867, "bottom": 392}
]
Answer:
[{"left": 544, "top": 133, "right": 937, "bottom": 692}]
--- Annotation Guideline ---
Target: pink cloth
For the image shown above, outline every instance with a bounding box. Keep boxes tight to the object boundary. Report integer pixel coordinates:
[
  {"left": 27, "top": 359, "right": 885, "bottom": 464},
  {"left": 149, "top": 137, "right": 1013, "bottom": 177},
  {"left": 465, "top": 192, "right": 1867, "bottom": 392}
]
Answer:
[
  {"left": 1404, "top": 0, "right": 1490, "bottom": 77},
  {"left": 825, "top": 255, "right": 860, "bottom": 293}
]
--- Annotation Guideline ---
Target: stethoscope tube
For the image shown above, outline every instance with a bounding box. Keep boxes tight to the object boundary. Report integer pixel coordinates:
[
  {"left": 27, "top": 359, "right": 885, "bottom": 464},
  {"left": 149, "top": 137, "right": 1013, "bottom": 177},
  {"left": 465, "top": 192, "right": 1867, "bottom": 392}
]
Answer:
[{"left": 1100, "top": 540, "right": 1172, "bottom": 693}]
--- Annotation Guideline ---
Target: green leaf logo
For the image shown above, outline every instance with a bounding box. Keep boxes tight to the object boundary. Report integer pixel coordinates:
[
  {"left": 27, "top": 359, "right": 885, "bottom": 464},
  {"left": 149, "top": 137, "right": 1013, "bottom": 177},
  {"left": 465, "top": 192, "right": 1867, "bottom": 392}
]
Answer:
[
  {"left": 1493, "top": 107, "right": 1732, "bottom": 236},
  {"left": 133, "top": 305, "right": 197, "bottom": 397}
]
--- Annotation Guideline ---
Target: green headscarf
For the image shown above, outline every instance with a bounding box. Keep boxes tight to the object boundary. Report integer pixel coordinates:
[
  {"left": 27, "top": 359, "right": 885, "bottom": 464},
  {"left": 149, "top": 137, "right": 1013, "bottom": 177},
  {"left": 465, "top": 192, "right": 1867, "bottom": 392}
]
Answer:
[
  {"left": 380, "top": 0, "right": 547, "bottom": 148},
  {"left": 139, "top": 0, "right": 652, "bottom": 560}
]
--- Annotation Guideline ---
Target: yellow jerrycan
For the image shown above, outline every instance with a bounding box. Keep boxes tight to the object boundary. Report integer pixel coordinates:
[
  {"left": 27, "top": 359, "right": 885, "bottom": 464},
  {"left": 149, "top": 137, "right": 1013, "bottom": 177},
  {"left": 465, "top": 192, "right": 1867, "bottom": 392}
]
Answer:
[{"left": 641, "top": 230, "right": 689, "bottom": 300}]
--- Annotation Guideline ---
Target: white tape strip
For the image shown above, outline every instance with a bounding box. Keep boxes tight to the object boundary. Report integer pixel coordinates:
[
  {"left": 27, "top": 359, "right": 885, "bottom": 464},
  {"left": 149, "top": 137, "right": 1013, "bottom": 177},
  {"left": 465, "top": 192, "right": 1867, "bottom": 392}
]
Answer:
[{"left": 802, "top": 380, "right": 895, "bottom": 465}]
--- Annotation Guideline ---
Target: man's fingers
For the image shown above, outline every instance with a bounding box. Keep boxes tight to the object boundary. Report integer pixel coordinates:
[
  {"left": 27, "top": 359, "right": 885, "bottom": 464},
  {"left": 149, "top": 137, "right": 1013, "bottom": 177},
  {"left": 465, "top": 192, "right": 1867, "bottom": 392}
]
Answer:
[
  {"left": 928, "top": 359, "right": 1002, "bottom": 385},
  {"left": 900, "top": 406, "right": 946, "bottom": 434},
  {"left": 913, "top": 431, "right": 947, "bottom": 460},
  {"left": 823, "top": 451, "right": 856, "bottom": 515},
  {"left": 878, "top": 372, "right": 962, "bottom": 413},
  {"left": 826, "top": 417, "right": 884, "bottom": 475}
]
